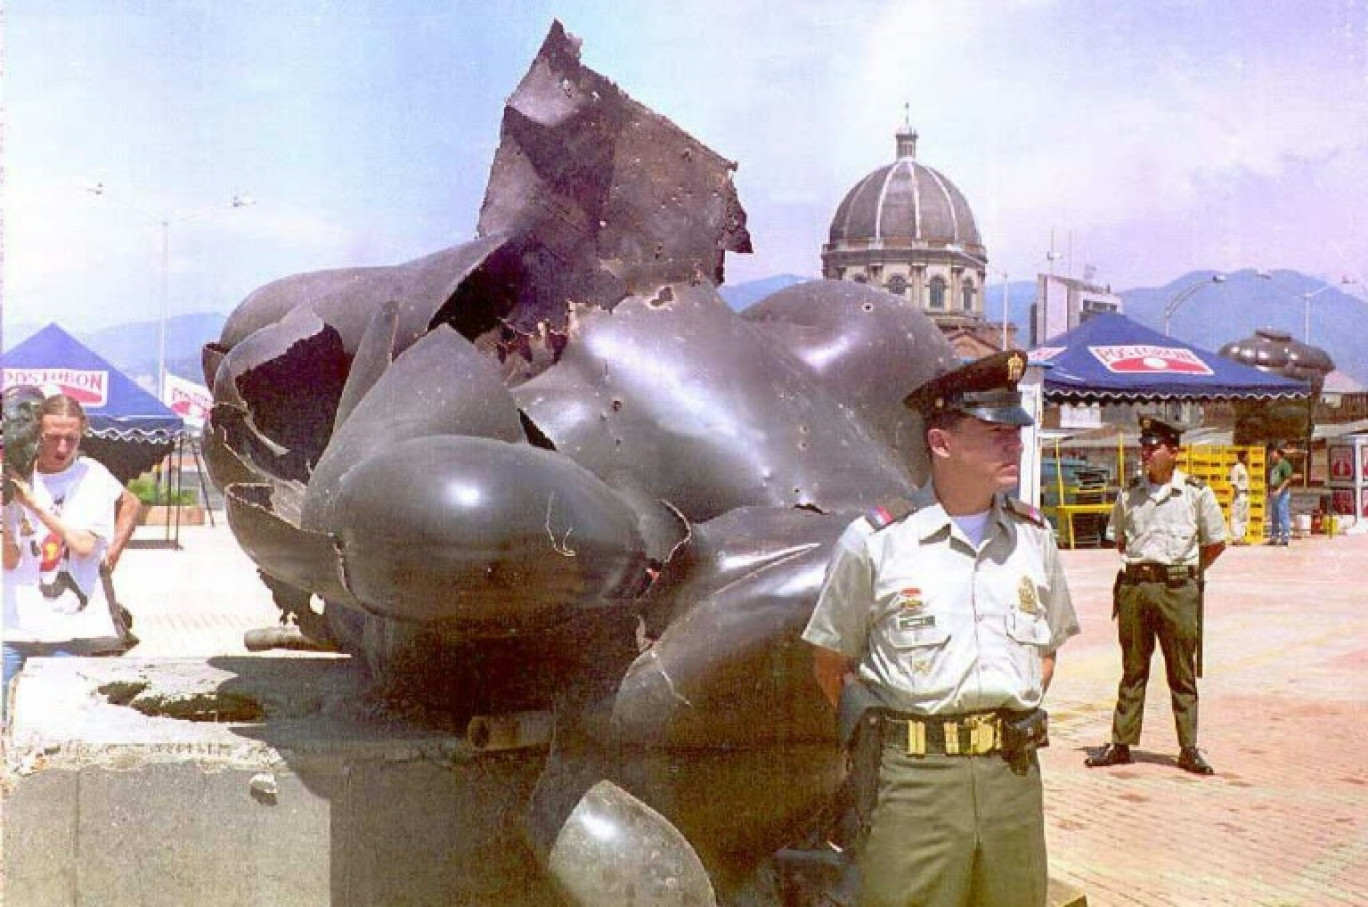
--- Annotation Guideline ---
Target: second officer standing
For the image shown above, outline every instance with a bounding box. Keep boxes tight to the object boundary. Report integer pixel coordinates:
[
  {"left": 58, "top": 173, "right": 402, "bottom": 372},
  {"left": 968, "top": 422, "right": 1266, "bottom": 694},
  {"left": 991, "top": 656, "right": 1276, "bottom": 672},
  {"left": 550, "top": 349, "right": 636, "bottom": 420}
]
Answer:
[{"left": 1087, "top": 416, "right": 1226, "bottom": 775}]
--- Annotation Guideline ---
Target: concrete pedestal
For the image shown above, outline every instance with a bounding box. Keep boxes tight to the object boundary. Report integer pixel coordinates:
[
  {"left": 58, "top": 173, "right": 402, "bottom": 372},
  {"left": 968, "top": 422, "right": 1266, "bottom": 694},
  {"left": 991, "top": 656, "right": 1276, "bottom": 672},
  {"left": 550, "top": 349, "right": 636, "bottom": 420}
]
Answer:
[
  {"left": 3, "top": 657, "right": 1088, "bottom": 907},
  {"left": 2, "top": 657, "right": 559, "bottom": 907}
]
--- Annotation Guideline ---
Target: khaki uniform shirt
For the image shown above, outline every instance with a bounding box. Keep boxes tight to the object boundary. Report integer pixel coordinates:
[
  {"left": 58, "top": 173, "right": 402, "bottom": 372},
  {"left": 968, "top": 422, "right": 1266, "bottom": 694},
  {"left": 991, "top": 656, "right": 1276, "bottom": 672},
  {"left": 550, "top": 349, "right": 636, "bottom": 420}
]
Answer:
[
  {"left": 1111, "top": 467, "right": 1227, "bottom": 566},
  {"left": 802, "top": 484, "right": 1079, "bottom": 716}
]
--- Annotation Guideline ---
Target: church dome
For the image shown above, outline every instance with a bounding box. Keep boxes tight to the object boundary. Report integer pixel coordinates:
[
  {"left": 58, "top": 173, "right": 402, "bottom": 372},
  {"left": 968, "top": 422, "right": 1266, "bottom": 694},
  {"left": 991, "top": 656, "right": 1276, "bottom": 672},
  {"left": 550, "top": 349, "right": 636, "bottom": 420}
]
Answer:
[{"left": 828, "top": 129, "right": 981, "bottom": 249}]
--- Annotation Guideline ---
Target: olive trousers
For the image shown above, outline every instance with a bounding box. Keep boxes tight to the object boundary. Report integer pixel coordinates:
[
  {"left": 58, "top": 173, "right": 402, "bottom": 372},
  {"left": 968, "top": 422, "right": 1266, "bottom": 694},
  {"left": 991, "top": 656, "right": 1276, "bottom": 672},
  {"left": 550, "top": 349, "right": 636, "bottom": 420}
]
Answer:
[
  {"left": 1110, "top": 577, "right": 1201, "bottom": 749},
  {"left": 858, "top": 743, "right": 1046, "bottom": 907}
]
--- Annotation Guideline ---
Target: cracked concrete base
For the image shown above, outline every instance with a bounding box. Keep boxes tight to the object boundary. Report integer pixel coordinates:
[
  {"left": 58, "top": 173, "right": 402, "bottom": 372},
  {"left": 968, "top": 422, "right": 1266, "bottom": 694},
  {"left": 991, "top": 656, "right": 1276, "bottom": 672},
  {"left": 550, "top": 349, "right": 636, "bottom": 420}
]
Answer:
[
  {"left": 3, "top": 657, "right": 1090, "bottom": 907},
  {"left": 2, "top": 656, "right": 560, "bottom": 907}
]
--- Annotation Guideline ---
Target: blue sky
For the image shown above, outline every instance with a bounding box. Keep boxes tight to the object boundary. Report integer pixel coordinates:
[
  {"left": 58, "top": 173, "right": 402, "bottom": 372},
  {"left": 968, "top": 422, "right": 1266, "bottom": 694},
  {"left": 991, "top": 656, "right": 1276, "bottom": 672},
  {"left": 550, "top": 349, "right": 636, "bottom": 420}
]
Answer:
[{"left": 5, "top": 1, "right": 1367, "bottom": 334}]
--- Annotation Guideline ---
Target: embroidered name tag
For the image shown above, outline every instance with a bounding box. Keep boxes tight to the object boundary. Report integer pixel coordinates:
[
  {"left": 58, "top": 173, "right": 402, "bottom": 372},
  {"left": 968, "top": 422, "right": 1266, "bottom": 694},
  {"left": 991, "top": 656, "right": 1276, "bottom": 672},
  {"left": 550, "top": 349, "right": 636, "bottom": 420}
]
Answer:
[{"left": 896, "top": 613, "right": 936, "bottom": 631}]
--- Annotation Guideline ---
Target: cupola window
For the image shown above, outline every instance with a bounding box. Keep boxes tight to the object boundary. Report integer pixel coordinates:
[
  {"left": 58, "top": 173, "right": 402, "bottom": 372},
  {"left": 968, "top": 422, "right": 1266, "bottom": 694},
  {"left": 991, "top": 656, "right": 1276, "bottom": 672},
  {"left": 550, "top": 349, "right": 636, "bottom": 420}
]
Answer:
[{"left": 929, "top": 276, "right": 947, "bottom": 310}]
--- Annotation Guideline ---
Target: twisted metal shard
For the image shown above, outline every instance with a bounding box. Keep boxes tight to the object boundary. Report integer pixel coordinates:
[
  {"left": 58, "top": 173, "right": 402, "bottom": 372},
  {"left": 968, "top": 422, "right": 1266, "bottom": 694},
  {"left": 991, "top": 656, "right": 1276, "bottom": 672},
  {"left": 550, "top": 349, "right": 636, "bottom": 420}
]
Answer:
[{"left": 202, "top": 20, "right": 955, "bottom": 904}]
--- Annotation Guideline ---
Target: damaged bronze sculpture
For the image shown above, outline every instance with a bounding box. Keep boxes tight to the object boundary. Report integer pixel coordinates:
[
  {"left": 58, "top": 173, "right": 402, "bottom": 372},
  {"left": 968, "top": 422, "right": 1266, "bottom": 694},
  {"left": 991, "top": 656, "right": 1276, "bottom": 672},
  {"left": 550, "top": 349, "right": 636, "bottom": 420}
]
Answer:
[{"left": 203, "top": 21, "right": 956, "bottom": 905}]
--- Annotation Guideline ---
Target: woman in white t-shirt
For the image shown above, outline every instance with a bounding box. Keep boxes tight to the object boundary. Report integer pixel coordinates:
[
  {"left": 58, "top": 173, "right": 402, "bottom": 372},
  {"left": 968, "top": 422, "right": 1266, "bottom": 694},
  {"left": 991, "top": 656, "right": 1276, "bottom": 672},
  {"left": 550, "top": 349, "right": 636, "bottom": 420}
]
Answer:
[{"left": 3, "top": 393, "right": 129, "bottom": 718}]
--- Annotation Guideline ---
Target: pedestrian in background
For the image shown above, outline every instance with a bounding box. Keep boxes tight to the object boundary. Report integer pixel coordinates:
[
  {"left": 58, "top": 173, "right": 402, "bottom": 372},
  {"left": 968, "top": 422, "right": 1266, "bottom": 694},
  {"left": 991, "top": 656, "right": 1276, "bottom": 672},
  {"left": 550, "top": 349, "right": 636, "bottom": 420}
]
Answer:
[
  {"left": 804, "top": 351, "right": 1079, "bottom": 907},
  {"left": 1228, "top": 449, "right": 1250, "bottom": 545},
  {"left": 1087, "top": 416, "right": 1226, "bottom": 775},
  {"left": 1266, "top": 443, "right": 1294, "bottom": 545}
]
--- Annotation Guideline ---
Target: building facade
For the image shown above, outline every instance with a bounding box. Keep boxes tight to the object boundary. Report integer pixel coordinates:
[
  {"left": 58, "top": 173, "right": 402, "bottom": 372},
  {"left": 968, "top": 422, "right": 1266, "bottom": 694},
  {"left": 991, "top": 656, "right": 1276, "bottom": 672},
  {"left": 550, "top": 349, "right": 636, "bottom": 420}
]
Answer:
[
  {"left": 821, "top": 126, "right": 1013, "bottom": 356},
  {"left": 1031, "top": 273, "right": 1122, "bottom": 346}
]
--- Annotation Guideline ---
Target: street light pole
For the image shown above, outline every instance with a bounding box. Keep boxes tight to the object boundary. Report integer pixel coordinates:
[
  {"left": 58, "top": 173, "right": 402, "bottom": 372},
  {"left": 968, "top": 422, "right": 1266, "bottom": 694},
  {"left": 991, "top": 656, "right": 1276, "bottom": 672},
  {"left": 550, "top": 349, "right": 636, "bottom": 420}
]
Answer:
[
  {"left": 999, "top": 276, "right": 1011, "bottom": 349},
  {"left": 157, "top": 217, "right": 171, "bottom": 401},
  {"left": 1301, "top": 278, "right": 1358, "bottom": 343},
  {"left": 1163, "top": 274, "right": 1227, "bottom": 336},
  {"left": 87, "top": 185, "right": 254, "bottom": 395}
]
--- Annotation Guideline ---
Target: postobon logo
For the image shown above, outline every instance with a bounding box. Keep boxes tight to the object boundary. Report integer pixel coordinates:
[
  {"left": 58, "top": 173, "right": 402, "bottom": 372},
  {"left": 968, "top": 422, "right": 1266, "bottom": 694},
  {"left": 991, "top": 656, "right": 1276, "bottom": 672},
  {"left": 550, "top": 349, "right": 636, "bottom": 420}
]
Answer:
[
  {"left": 1088, "top": 345, "right": 1213, "bottom": 375},
  {"left": 169, "top": 386, "right": 209, "bottom": 419},
  {"left": 2, "top": 368, "right": 110, "bottom": 406}
]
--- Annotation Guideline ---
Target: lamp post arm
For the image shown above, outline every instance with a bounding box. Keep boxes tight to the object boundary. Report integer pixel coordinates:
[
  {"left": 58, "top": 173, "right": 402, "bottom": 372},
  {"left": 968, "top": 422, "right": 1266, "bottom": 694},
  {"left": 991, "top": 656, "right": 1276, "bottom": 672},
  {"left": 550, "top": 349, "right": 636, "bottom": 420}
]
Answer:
[
  {"left": 1300, "top": 279, "right": 1358, "bottom": 343},
  {"left": 1163, "top": 275, "right": 1226, "bottom": 336},
  {"left": 86, "top": 187, "right": 254, "bottom": 396},
  {"left": 1163, "top": 285, "right": 1201, "bottom": 336}
]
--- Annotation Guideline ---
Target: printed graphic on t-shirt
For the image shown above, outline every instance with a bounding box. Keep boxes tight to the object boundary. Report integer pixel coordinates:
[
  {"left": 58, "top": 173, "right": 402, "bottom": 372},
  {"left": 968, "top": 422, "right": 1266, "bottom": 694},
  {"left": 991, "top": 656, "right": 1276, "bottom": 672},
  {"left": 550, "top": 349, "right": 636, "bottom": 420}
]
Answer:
[{"left": 34, "top": 494, "right": 87, "bottom": 614}]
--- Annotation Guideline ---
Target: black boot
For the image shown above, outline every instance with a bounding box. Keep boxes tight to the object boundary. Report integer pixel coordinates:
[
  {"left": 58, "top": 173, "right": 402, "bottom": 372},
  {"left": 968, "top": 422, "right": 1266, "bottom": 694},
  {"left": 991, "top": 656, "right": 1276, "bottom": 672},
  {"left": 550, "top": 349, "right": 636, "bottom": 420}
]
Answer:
[
  {"left": 1085, "top": 743, "right": 1132, "bottom": 767},
  {"left": 1177, "top": 747, "right": 1214, "bottom": 775}
]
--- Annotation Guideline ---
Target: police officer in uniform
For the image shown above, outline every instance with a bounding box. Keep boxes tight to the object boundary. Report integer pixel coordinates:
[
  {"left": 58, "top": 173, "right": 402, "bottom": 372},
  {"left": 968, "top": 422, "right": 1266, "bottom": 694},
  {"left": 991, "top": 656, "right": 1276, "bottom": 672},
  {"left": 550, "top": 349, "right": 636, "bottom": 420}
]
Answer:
[
  {"left": 803, "top": 351, "right": 1080, "bottom": 907},
  {"left": 1086, "top": 415, "right": 1226, "bottom": 775}
]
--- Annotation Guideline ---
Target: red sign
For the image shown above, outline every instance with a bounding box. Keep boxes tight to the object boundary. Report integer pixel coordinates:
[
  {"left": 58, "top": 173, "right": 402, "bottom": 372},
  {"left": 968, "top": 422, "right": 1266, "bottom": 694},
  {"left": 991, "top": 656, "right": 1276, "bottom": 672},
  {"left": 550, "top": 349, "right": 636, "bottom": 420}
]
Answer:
[
  {"left": 1, "top": 367, "right": 109, "bottom": 407},
  {"left": 1088, "top": 345, "right": 1214, "bottom": 375},
  {"left": 1332, "top": 488, "right": 1355, "bottom": 515},
  {"left": 1329, "top": 445, "right": 1355, "bottom": 482},
  {"left": 168, "top": 386, "right": 208, "bottom": 421},
  {"left": 162, "top": 374, "right": 213, "bottom": 429}
]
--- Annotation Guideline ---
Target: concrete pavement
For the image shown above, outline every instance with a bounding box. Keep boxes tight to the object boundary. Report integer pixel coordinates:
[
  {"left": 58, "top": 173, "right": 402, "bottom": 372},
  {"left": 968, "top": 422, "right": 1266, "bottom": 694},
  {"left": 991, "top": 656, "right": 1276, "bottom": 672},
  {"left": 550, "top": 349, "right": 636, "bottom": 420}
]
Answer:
[
  {"left": 7, "top": 518, "right": 1368, "bottom": 904},
  {"left": 111, "top": 521, "right": 288, "bottom": 659}
]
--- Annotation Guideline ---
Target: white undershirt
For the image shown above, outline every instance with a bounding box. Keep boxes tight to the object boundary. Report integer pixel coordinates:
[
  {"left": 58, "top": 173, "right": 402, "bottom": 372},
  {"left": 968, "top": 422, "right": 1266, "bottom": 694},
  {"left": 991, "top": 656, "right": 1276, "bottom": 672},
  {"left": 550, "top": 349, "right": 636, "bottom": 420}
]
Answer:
[{"left": 952, "top": 509, "right": 992, "bottom": 548}]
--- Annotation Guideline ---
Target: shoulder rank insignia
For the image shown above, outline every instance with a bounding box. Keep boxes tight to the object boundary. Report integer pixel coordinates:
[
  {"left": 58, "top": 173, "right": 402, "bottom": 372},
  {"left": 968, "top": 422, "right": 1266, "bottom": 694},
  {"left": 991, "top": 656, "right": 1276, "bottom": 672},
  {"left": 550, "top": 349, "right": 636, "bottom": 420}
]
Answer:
[
  {"left": 1185, "top": 475, "right": 1206, "bottom": 489},
  {"left": 863, "top": 496, "right": 919, "bottom": 531},
  {"left": 1004, "top": 496, "right": 1045, "bottom": 527},
  {"left": 1129, "top": 475, "right": 1145, "bottom": 489}
]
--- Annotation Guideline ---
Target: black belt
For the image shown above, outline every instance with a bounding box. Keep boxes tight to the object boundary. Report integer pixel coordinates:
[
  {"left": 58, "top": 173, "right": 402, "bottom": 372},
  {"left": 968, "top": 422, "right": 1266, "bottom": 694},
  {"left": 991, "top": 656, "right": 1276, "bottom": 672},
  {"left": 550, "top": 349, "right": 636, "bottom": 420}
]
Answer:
[
  {"left": 882, "top": 710, "right": 1004, "bottom": 756},
  {"left": 1122, "top": 562, "right": 1197, "bottom": 584}
]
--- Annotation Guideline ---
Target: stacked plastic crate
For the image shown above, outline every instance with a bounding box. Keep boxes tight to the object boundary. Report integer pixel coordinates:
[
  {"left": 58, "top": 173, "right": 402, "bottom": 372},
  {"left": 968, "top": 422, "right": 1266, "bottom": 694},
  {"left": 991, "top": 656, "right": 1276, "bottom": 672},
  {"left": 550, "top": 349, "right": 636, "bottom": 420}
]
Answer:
[{"left": 1179, "top": 445, "right": 1266, "bottom": 544}]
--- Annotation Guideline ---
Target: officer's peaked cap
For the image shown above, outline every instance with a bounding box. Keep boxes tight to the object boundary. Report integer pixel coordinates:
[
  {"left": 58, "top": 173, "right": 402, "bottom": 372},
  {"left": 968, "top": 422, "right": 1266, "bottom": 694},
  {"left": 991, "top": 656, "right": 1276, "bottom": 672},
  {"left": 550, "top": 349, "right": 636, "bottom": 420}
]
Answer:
[
  {"left": 1138, "top": 415, "right": 1183, "bottom": 447},
  {"left": 903, "top": 350, "right": 1033, "bottom": 426}
]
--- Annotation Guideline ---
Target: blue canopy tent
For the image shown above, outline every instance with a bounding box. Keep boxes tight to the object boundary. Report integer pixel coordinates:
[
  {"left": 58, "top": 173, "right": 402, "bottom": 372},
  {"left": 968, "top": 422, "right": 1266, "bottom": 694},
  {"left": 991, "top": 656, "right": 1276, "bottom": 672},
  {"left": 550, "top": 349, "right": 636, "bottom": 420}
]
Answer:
[
  {"left": 2, "top": 323, "right": 186, "bottom": 483},
  {"left": 1028, "top": 314, "right": 1313, "bottom": 547},
  {"left": 1031, "top": 313, "right": 1310, "bottom": 402}
]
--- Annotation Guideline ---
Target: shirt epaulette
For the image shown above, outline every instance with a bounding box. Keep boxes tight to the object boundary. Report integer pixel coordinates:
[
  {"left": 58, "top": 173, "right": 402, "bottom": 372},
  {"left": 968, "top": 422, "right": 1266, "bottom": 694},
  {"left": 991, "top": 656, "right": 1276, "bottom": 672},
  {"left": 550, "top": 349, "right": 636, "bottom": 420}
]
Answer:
[
  {"left": 1185, "top": 475, "right": 1206, "bottom": 489},
  {"left": 863, "top": 496, "right": 919, "bottom": 531},
  {"left": 1004, "top": 496, "right": 1046, "bottom": 527}
]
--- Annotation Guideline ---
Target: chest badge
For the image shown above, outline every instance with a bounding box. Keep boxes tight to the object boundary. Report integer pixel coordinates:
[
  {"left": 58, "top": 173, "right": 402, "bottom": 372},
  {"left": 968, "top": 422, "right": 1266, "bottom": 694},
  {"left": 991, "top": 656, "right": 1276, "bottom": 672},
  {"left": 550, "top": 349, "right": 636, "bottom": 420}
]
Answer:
[
  {"left": 896, "top": 588, "right": 924, "bottom": 610},
  {"left": 1017, "top": 577, "right": 1039, "bottom": 614}
]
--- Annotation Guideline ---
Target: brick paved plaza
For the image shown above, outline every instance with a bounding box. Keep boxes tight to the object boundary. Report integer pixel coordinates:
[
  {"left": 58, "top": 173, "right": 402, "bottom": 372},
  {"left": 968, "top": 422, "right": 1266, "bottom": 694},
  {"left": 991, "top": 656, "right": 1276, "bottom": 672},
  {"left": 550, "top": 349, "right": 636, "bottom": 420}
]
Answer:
[{"left": 1041, "top": 532, "right": 1368, "bottom": 905}]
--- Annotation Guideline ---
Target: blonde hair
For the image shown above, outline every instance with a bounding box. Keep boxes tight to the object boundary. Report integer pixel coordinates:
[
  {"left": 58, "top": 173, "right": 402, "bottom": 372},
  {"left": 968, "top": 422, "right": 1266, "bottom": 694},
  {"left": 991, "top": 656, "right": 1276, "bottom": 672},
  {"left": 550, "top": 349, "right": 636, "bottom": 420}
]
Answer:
[{"left": 38, "top": 393, "right": 90, "bottom": 431}]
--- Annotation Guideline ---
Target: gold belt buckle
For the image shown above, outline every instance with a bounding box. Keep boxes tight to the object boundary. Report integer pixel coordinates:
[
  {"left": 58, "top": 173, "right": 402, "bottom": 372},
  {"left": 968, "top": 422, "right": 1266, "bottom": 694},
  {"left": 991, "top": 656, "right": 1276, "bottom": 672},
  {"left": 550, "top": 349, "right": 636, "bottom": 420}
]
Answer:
[
  {"left": 964, "top": 713, "right": 998, "bottom": 755},
  {"left": 906, "top": 719, "right": 927, "bottom": 756}
]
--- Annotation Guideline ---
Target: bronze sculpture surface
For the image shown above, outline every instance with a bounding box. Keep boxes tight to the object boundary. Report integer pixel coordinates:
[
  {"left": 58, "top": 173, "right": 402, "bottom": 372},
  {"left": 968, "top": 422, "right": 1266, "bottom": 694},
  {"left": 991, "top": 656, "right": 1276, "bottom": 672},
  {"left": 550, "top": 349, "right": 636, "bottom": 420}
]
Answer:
[{"left": 202, "top": 21, "right": 955, "bottom": 904}]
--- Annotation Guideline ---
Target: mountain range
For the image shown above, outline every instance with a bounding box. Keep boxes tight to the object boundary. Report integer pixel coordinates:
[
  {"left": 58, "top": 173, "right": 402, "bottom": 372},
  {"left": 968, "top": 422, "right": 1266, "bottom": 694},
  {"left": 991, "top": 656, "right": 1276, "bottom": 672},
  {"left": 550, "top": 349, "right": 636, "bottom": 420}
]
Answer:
[
  {"left": 716, "top": 269, "right": 1368, "bottom": 387},
  {"left": 5, "top": 268, "right": 1365, "bottom": 389}
]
